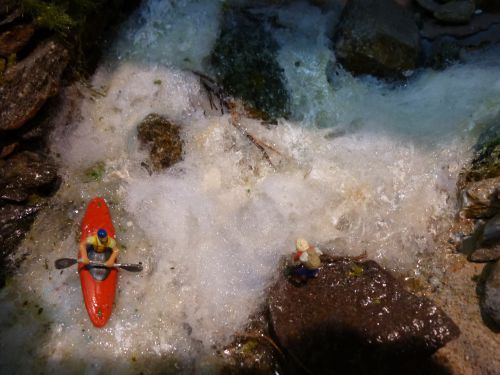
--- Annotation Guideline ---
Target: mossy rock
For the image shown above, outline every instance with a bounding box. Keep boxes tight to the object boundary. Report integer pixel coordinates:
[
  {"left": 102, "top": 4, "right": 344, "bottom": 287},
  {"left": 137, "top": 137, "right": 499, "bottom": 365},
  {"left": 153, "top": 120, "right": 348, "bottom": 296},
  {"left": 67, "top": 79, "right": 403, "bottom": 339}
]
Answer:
[
  {"left": 137, "top": 114, "right": 183, "bottom": 172},
  {"left": 466, "top": 117, "right": 500, "bottom": 184},
  {"left": 211, "top": 8, "right": 289, "bottom": 121}
]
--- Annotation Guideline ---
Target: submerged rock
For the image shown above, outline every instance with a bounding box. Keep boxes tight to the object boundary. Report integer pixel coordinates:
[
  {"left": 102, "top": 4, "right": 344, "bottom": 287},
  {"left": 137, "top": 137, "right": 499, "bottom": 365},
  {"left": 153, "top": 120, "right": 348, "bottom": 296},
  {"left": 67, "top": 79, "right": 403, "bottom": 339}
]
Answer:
[
  {"left": 0, "top": 38, "right": 69, "bottom": 131},
  {"left": 0, "top": 151, "right": 59, "bottom": 203},
  {"left": 478, "top": 260, "right": 500, "bottom": 330},
  {"left": 268, "top": 256, "right": 459, "bottom": 374},
  {"left": 211, "top": 8, "right": 289, "bottom": 121},
  {"left": 137, "top": 114, "right": 183, "bottom": 171},
  {"left": 333, "top": 0, "right": 420, "bottom": 79}
]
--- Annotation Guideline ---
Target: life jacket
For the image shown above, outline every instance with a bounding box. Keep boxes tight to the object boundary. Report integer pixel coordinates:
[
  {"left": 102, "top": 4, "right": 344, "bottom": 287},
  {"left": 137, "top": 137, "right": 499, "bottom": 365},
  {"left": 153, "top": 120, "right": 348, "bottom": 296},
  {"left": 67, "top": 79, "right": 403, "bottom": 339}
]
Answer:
[
  {"left": 86, "top": 235, "right": 116, "bottom": 253},
  {"left": 294, "top": 247, "right": 321, "bottom": 270}
]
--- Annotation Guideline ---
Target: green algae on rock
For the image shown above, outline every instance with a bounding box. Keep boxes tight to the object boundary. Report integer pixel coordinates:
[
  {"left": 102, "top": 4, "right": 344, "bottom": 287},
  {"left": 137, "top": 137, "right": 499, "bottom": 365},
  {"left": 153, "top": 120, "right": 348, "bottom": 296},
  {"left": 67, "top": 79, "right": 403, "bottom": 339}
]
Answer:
[
  {"left": 137, "top": 114, "right": 183, "bottom": 172},
  {"left": 211, "top": 8, "right": 290, "bottom": 121}
]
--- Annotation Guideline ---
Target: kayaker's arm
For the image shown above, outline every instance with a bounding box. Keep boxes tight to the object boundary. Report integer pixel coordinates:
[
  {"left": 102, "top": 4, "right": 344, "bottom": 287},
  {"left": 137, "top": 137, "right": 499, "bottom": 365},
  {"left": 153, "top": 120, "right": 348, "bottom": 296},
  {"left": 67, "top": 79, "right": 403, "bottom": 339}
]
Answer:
[
  {"left": 105, "top": 246, "right": 120, "bottom": 268},
  {"left": 79, "top": 239, "right": 90, "bottom": 265}
]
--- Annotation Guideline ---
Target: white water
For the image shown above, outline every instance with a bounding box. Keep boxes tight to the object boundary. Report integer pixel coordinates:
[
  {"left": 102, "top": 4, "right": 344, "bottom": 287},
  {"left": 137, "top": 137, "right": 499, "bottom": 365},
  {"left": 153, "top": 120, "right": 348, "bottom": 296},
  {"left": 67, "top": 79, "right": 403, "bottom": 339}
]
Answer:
[{"left": 1, "top": 0, "right": 500, "bottom": 374}]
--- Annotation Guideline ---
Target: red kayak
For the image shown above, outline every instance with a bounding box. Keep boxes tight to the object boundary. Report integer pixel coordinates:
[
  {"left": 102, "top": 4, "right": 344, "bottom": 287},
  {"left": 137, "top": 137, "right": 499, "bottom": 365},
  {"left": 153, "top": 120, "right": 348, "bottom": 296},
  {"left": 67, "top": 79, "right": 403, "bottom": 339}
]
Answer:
[{"left": 79, "top": 197, "right": 117, "bottom": 327}]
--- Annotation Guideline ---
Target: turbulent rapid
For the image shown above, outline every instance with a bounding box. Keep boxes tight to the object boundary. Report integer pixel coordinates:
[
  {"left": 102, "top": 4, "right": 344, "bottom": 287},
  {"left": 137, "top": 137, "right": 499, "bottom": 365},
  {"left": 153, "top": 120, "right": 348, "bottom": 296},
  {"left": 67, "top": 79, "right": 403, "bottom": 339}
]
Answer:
[{"left": 1, "top": 0, "right": 500, "bottom": 374}]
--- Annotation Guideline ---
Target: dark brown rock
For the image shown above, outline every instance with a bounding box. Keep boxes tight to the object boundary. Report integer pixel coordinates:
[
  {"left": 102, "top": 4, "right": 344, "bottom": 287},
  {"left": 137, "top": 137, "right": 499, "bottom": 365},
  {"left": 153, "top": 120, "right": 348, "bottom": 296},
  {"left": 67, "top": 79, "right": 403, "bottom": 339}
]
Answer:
[
  {"left": 0, "top": 0, "right": 19, "bottom": 24},
  {"left": 0, "top": 24, "right": 36, "bottom": 57},
  {"left": 433, "top": 0, "right": 475, "bottom": 24},
  {"left": 459, "top": 177, "right": 500, "bottom": 219},
  {"left": 0, "top": 151, "right": 59, "bottom": 203},
  {"left": 269, "top": 257, "right": 460, "bottom": 374},
  {"left": 0, "top": 38, "right": 69, "bottom": 131},
  {"left": 476, "top": 0, "right": 500, "bottom": 13},
  {"left": 468, "top": 214, "right": 500, "bottom": 262},
  {"left": 0, "top": 203, "right": 43, "bottom": 286},
  {"left": 421, "top": 12, "right": 500, "bottom": 39},
  {"left": 478, "top": 260, "right": 500, "bottom": 330},
  {"left": 137, "top": 114, "right": 183, "bottom": 171},
  {"left": 334, "top": 0, "right": 420, "bottom": 79},
  {"left": 417, "top": 0, "right": 440, "bottom": 12},
  {"left": 469, "top": 247, "right": 500, "bottom": 262}
]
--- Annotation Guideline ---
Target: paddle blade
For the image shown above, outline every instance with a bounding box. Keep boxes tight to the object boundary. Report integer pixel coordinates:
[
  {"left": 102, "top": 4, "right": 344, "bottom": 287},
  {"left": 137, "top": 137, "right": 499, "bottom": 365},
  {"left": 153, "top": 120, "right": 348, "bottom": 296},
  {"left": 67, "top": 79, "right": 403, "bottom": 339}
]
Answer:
[
  {"left": 118, "top": 263, "right": 143, "bottom": 272},
  {"left": 55, "top": 258, "right": 78, "bottom": 269}
]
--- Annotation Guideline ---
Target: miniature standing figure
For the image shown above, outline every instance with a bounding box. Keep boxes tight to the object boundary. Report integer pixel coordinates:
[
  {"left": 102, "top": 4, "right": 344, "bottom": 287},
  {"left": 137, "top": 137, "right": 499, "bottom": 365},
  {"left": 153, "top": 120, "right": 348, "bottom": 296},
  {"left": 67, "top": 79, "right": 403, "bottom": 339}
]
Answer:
[
  {"left": 79, "top": 228, "right": 120, "bottom": 268},
  {"left": 292, "top": 238, "right": 323, "bottom": 281}
]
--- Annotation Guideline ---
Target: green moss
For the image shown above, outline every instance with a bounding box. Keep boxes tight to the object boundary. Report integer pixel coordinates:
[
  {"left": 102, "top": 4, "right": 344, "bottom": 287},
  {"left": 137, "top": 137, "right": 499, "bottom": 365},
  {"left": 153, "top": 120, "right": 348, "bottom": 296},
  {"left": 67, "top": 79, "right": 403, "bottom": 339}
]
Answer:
[
  {"left": 240, "top": 340, "right": 258, "bottom": 355},
  {"left": 21, "top": 0, "right": 103, "bottom": 36},
  {"left": 348, "top": 264, "right": 364, "bottom": 277},
  {"left": 83, "top": 161, "right": 105, "bottom": 182},
  {"left": 7, "top": 53, "right": 16, "bottom": 68}
]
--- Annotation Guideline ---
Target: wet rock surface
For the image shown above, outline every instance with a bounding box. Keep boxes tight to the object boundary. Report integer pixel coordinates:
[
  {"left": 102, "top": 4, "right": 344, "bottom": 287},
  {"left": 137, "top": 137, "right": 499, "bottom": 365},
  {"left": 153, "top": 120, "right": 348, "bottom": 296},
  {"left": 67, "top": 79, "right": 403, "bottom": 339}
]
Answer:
[
  {"left": 333, "top": 0, "right": 420, "bottom": 79},
  {"left": 433, "top": 0, "right": 475, "bottom": 25},
  {"left": 211, "top": 8, "right": 289, "bottom": 121},
  {"left": 0, "top": 151, "right": 59, "bottom": 203},
  {"left": 478, "top": 260, "right": 500, "bottom": 330},
  {"left": 459, "top": 177, "right": 500, "bottom": 219},
  {"left": 455, "top": 115, "right": 500, "bottom": 331},
  {"left": 137, "top": 114, "right": 183, "bottom": 171},
  {"left": 0, "top": 38, "right": 69, "bottom": 131},
  {"left": 0, "top": 23, "right": 35, "bottom": 57},
  {"left": 0, "top": 203, "right": 43, "bottom": 286},
  {"left": 0, "top": 0, "right": 141, "bottom": 288},
  {"left": 268, "top": 256, "right": 460, "bottom": 374}
]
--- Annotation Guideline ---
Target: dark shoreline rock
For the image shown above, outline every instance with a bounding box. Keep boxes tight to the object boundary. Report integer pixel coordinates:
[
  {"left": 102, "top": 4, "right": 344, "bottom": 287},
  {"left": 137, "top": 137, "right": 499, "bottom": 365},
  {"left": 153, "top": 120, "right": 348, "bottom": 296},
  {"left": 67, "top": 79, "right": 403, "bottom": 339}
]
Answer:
[
  {"left": 269, "top": 256, "right": 459, "bottom": 374},
  {"left": 477, "top": 260, "right": 500, "bottom": 331},
  {"left": 333, "top": 0, "right": 420, "bottom": 79},
  {"left": 0, "top": 0, "right": 142, "bottom": 288},
  {"left": 0, "top": 38, "right": 69, "bottom": 131}
]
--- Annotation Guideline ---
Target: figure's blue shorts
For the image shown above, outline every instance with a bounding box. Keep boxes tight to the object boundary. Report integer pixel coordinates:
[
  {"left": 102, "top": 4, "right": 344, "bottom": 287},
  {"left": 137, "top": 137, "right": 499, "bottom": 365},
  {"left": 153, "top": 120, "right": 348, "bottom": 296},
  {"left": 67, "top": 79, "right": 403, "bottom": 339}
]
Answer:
[{"left": 294, "top": 265, "right": 319, "bottom": 279}]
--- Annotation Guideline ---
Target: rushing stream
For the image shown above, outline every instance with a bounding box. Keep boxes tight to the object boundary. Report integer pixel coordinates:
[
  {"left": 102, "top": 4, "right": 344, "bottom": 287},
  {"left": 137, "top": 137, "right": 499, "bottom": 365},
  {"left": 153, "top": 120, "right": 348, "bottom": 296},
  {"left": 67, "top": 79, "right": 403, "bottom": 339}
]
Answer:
[{"left": 1, "top": 0, "right": 500, "bottom": 374}]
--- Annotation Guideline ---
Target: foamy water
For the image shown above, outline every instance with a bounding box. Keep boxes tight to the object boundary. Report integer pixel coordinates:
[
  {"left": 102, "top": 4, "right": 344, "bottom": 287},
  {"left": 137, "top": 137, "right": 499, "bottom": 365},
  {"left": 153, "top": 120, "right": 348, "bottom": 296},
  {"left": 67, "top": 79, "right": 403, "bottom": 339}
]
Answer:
[{"left": 1, "top": 0, "right": 500, "bottom": 374}]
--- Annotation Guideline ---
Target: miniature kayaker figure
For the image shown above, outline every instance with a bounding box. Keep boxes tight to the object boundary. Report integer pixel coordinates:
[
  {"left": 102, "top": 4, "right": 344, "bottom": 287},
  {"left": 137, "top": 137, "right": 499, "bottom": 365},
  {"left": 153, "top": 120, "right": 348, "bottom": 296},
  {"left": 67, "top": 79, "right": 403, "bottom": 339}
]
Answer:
[
  {"left": 292, "top": 238, "right": 323, "bottom": 280},
  {"left": 79, "top": 228, "right": 120, "bottom": 268}
]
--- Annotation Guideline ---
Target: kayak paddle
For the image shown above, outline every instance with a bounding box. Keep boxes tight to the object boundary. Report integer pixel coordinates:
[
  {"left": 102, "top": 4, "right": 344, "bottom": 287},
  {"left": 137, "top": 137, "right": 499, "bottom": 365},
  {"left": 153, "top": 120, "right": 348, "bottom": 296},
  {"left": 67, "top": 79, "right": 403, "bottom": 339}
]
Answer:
[{"left": 54, "top": 258, "right": 143, "bottom": 272}]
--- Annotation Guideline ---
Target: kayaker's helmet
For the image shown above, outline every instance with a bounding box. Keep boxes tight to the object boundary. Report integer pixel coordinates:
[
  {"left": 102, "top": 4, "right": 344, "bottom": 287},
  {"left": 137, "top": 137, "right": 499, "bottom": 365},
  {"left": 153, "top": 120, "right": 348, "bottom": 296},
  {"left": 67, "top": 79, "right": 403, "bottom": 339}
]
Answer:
[
  {"left": 97, "top": 229, "right": 107, "bottom": 240},
  {"left": 296, "top": 238, "right": 309, "bottom": 252}
]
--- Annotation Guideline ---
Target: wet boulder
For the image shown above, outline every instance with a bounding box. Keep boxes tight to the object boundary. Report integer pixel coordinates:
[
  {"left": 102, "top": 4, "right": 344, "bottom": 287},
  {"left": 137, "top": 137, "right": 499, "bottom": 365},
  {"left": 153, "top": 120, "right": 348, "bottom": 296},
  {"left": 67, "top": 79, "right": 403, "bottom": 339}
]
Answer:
[
  {"left": 0, "top": 203, "right": 43, "bottom": 286},
  {"left": 459, "top": 177, "right": 500, "bottom": 219},
  {"left": 333, "top": 0, "right": 420, "bottom": 79},
  {"left": 268, "top": 256, "right": 460, "bottom": 374},
  {"left": 468, "top": 214, "right": 500, "bottom": 262},
  {"left": 211, "top": 8, "right": 289, "bottom": 121},
  {"left": 433, "top": 0, "right": 475, "bottom": 24},
  {"left": 478, "top": 260, "right": 500, "bottom": 330},
  {"left": 476, "top": 0, "right": 500, "bottom": 13},
  {"left": 0, "top": 23, "right": 35, "bottom": 57},
  {"left": 137, "top": 114, "right": 183, "bottom": 171},
  {"left": 458, "top": 117, "right": 500, "bottom": 219},
  {"left": 0, "top": 38, "right": 69, "bottom": 131},
  {"left": 0, "top": 151, "right": 59, "bottom": 203}
]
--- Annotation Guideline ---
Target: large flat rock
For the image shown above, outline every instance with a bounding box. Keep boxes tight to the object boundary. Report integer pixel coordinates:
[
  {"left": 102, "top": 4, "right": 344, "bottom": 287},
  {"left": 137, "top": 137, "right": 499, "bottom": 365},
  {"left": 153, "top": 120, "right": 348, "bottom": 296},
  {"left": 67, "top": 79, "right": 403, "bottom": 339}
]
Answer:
[{"left": 269, "top": 257, "right": 459, "bottom": 373}]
